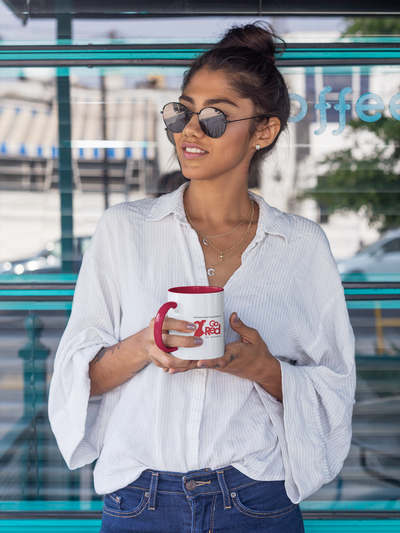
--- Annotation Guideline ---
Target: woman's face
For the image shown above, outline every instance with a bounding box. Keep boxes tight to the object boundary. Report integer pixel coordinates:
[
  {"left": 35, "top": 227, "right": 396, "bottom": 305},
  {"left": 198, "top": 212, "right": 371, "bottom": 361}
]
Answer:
[{"left": 174, "top": 68, "right": 270, "bottom": 184}]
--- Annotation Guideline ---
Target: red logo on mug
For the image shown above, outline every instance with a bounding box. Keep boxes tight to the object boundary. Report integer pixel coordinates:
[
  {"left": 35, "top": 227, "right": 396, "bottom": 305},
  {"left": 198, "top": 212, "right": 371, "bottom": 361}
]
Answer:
[
  {"left": 194, "top": 320, "right": 206, "bottom": 337},
  {"left": 194, "top": 319, "right": 221, "bottom": 337}
]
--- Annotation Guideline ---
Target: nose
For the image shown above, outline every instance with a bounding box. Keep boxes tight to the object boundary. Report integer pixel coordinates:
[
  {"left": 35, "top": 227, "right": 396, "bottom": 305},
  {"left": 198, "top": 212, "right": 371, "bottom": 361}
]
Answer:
[{"left": 183, "top": 111, "right": 205, "bottom": 138}]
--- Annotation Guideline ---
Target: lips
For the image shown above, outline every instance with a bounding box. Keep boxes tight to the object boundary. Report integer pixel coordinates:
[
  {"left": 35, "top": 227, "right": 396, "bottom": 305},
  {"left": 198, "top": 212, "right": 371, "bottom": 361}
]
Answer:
[{"left": 181, "top": 142, "right": 208, "bottom": 160}]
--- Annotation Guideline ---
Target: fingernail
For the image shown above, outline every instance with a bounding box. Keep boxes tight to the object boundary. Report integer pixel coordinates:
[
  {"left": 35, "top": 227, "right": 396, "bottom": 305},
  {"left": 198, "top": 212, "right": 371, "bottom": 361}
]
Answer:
[
  {"left": 198, "top": 363, "right": 208, "bottom": 368},
  {"left": 193, "top": 338, "right": 203, "bottom": 345},
  {"left": 187, "top": 323, "right": 196, "bottom": 331},
  {"left": 170, "top": 370, "right": 180, "bottom": 375},
  {"left": 234, "top": 314, "right": 239, "bottom": 324}
]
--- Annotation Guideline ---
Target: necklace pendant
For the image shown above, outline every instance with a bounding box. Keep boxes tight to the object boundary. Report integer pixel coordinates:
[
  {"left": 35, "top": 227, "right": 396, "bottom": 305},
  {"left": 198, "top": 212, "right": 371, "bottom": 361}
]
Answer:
[
  {"left": 207, "top": 268, "right": 216, "bottom": 277},
  {"left": 219, "top": 252, "right": 224, "bottom": 260},
  {"left": 203, "top": 238, "right": 209, "bottom": 245}
]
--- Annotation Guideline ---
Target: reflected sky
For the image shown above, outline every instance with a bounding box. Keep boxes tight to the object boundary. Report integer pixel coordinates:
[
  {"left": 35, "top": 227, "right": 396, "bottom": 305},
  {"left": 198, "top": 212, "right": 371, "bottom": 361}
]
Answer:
[{"left": 0, "top": 1, "right": 345, "bottom": 42}]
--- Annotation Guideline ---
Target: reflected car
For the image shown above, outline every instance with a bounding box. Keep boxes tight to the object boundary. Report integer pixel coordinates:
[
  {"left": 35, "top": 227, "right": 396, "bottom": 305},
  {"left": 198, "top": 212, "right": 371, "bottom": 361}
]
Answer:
[
  {"left": 0, "top": 236, "right": 91, "bottom": 276},
  {"left": 337, "top": 229, "right": 400, "bottom": 274}
]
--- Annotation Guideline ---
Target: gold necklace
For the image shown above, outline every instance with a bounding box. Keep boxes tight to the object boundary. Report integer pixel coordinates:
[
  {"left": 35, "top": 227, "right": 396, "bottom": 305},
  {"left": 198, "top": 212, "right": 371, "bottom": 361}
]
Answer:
[
  {"left": 203, "top": 220, "right": 253, "bottom": 276},
  {"left": 185, "top": 200, "right": 254, "bottom": 260},
  {"left": 185, "top": 201, "right": 255, "bottom": 277},
  {"left": 190, "top": 200, "right": 253, "bottom": 244}
]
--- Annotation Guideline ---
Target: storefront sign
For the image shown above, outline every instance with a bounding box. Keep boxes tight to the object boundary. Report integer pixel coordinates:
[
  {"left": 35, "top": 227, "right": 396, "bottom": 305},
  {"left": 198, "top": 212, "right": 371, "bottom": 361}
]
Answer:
[{"left": 289, "top": 90, "right": 400, "bottom": 135}]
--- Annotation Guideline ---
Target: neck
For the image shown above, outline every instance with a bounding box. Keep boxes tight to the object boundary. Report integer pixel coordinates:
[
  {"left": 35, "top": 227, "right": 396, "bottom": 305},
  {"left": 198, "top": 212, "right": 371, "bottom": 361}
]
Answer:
[{"left": 183, "top": 178, "right": 253, "bottom": 228}]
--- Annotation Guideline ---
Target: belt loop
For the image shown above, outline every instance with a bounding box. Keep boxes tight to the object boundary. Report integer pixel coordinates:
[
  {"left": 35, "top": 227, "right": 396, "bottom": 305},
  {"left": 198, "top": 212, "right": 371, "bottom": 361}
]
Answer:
[
  {"left": 148, "top": 472, "right": 159, "bottom": 511},
  {"left": 216, "top": 470, "right": 231, "bottom": 510}
]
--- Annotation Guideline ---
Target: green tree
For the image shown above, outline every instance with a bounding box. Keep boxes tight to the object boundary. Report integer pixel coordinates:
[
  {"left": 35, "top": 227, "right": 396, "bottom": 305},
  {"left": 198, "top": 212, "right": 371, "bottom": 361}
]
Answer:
[
  {"left": 301, "top": 18, "right": 400, "bottom": 232},
  {"left": 343, "top": 17, "right": 400, "bottom": 36}
]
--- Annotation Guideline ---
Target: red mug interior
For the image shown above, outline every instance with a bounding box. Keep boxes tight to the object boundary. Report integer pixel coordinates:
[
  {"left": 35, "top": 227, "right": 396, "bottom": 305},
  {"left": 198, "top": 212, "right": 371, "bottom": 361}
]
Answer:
[{"left": 168, "top": 286, "right": 224, "bottom": 294}]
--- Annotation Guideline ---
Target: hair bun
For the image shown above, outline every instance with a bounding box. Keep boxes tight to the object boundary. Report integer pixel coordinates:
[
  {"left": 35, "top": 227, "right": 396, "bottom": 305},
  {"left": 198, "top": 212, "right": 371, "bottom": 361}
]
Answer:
[
  {"left": 181, "top": 20, "right": 291, "bottom": 186},
  {"left": 216, "top": 21, "right": 284, "bottom": 66}
]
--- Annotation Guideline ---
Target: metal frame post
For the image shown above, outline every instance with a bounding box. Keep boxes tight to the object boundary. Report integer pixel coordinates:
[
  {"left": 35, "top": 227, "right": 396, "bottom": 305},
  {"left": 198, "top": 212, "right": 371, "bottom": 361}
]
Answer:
[{"left": 57, "top": 6, "right": 74, "bottom": 273}]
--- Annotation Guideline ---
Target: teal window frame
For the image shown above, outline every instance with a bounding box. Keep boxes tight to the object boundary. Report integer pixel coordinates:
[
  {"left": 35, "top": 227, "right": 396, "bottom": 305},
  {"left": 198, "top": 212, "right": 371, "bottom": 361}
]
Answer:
[
  {"left": 1, "top": 32, "right": 400, "bottom": 530},
  {"left": 0, "top": 273, "right": 399, "bottom": 528}
]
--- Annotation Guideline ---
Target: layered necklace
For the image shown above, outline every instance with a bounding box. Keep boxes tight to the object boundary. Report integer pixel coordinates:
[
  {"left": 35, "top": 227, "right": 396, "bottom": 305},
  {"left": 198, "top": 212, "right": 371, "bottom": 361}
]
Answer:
[{"left": 185, "top": 199, "right": 254, "bottom": 277}]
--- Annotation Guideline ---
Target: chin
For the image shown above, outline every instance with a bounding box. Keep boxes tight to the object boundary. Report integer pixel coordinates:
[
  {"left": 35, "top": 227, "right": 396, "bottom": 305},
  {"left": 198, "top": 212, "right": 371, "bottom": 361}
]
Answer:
[
  {"left": 181, "top": 167, "right": 213, "bottom": 181},
  {"left": 178, "top": 164, "right": 203, "bottom": 181}
]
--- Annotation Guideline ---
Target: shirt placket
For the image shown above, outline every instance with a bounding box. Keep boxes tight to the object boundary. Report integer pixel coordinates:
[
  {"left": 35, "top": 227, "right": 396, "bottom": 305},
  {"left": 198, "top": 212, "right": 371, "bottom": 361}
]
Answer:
[
  {"left": 186, "top": 368, "right": 208, "bottom": 470},
  {"left": 184, "top": 222, "right": 210, "bottom": 468},
  {"left": 183, "top": 220, "right": 209, "bottom": 286}
]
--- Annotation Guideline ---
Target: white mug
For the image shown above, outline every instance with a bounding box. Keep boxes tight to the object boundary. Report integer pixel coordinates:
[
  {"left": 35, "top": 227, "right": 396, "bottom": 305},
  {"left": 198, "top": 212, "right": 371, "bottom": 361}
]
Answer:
[{"left": 154, "top": 286, "right": 225, "bottom": 360}]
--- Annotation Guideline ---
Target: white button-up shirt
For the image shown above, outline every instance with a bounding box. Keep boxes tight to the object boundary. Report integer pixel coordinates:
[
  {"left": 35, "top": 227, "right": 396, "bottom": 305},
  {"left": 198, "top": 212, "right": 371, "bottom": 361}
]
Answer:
[{"left": 49, "top": 183, "right": 356, "bottom": 503}]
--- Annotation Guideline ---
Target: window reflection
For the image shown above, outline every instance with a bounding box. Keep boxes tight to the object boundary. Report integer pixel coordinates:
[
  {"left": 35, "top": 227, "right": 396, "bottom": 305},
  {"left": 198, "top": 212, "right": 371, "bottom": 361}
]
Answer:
[{"left": 0, "top": 13, "right": 399, "bottom": 508}]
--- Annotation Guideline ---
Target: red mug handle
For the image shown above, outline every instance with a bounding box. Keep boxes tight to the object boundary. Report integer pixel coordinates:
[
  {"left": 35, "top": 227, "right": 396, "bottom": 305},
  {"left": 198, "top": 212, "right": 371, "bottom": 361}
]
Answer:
[{"left": 154, "top": 302, "right": 178, "bottom": 353}]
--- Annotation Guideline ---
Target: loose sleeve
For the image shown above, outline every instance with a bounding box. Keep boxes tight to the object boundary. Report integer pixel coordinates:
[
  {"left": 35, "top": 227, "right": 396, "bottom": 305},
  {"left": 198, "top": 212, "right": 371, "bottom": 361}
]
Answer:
[
  {"left": 48, "top": 216, "right": 122, "bottom": 470},
  {"left": 254, "top": 228, "right": 356, "bottom": 503}
]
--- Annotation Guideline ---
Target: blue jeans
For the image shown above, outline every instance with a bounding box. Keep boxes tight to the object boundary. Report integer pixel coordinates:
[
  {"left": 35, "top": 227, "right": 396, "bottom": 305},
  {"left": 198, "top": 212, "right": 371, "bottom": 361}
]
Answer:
[{"left": 100, "top": 466, "right": 304, "bottom": 533}]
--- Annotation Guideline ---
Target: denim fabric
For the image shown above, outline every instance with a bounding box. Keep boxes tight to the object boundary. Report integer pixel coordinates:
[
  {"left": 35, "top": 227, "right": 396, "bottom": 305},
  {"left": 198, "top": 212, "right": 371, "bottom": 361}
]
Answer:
[{"left": 100, "top": 466, "right": 304, "bottom": 533}]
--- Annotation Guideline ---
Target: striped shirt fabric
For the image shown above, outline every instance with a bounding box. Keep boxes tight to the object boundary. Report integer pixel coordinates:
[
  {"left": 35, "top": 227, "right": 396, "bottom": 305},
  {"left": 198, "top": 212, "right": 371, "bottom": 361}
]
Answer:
[{"left": 48, "top": 183, "right": 356, "bottom": 503}]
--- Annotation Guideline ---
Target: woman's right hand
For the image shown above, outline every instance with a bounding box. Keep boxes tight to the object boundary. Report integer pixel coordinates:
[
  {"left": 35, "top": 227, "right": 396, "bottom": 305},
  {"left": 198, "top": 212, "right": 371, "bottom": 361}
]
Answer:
[
  {"left": 89, "top": 317, "right": 202, "bottom": 395},
  {"left": 139, "top": 317, "right": 202, "bottom": 374}
]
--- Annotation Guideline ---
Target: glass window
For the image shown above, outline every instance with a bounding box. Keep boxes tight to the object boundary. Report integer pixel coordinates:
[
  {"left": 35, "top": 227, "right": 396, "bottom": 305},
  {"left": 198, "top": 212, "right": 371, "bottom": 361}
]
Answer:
[
  {"left": 1, "top": 8, "right": 400, "bottom": 519},
  {"left": 382, "top": 238, "right": 400, "bottom": 254}
]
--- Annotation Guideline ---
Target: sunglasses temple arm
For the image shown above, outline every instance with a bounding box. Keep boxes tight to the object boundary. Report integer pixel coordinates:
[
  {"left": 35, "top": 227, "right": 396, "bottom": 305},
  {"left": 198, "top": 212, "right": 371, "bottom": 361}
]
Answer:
[{"left": 226, "top": 115, "right": 269, "bottom": 124}]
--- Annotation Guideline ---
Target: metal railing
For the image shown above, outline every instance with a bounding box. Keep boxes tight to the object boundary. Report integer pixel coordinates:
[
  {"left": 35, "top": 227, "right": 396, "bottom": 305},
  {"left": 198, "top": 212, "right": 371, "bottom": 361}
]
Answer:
[{"left": 0, "top": 275, "right": 399, "bottom": 520}]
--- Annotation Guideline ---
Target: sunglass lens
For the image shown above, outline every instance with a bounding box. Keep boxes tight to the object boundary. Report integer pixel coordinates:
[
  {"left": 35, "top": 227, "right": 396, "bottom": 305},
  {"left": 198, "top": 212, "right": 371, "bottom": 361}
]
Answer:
[
  {"left": 163, "top": 103, "right": 188, "bottom": 133},
  {"left": 165, "top": 128, "right": 176, "bottom": 146},
  {"left": 199, "top": 108, "right": 226, "bottom": 138}
]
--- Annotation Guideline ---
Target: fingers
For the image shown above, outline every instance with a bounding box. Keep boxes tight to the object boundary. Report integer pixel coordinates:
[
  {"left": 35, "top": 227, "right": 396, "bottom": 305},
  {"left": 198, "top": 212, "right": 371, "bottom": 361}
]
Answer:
[
  {"left": 152, "top": 351, "right": 199, "bottom": 374},
  {"left": 162, "top": 317, "right": 197, "bottom": 334},
  {"left": 150, "top": 315, "right": 201, "bottom": 353},
  {"left": 149, "top": 317, "right": 196, "bottom": 333},
  {"left": 152, "top": 353, "right": 188, "bottom": 369},
  {"left": 167, "top": 360, "right": 199, "bottom": 375},
  {"left": 162, "top": 333, "right": 203, "bottom": 349},
  {"left": 147, "top": 316, "right": 200, "bottom": 374},
  {"left": 196, "top": 344, "right": 240, "bottom": 371},
  {"left": 229, "top": 313, "right": 259, "bottom": 344},
  {"left": 149, "top": 316, "right": 199, "bottom": 348}
]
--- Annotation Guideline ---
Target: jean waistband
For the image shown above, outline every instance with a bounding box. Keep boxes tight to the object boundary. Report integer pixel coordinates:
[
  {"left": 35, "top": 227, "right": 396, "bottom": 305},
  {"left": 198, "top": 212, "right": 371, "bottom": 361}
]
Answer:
[{"left": 126, "top": 466, "right": 283, "bottom": 511}]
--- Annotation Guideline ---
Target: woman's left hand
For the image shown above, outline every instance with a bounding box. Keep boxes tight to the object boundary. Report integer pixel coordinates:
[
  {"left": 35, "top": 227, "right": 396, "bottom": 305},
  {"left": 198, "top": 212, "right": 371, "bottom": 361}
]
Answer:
[{"left": 196, "top": 313, "right": 283, "bottom": 402}]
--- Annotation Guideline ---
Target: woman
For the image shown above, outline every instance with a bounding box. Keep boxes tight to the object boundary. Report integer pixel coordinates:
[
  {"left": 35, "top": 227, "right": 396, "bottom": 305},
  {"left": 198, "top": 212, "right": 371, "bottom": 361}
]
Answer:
[{"left": 49, "top": 22, "right": 355, "bottom": 533}]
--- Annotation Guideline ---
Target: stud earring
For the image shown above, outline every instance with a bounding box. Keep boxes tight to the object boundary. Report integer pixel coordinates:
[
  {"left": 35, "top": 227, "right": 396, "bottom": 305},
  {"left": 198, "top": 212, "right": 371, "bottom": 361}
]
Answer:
[{"left": 256, "top": 144, "right": 260, "bottom": 151}]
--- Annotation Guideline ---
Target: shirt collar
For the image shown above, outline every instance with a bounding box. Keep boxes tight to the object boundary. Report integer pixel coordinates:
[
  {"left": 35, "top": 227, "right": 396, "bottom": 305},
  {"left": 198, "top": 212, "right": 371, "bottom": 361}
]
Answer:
[
  {"left": 147, "top": 183, "right": 190, "bottom": 225},
  {"left": 147, "top": 182, "right": 291, "bottom": 244},
  {"left": 249, "top": 190, "right": 292, "bottom": 245}
]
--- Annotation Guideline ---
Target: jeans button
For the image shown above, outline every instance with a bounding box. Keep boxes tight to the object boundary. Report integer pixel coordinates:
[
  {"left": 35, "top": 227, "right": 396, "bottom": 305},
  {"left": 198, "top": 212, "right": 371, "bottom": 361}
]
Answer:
[{"left": 185, "top": 480, "right": 197, "bottom": 491}]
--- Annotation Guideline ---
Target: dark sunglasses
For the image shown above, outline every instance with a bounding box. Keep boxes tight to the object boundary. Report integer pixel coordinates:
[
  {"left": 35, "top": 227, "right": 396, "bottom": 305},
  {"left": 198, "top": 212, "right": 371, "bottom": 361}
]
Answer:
[
  {"left": 161, "top": 102, "right": 269, "bottom": 139},
  {"left": 165, "top": 127, "right": 176, "bottom": 146}
]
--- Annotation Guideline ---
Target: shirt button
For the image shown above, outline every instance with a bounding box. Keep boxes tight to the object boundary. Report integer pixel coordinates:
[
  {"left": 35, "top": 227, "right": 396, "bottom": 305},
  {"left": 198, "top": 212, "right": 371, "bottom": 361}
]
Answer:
[{"left": 185, "top": 480, "right": 196, "bottom": 491}]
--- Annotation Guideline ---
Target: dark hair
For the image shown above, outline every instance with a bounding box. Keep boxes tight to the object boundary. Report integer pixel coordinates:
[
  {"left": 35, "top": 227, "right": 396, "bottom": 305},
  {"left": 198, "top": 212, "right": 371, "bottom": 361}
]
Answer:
[
  {"left": 182, "top": 22, "right": 290, "bottom": 187},
  {"left": 155, "top": 170, "right": 189, "bottom": 197}
]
